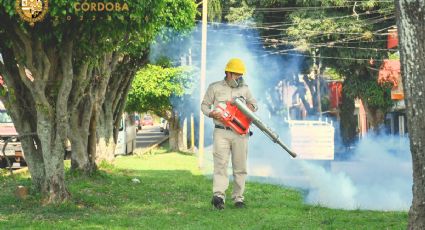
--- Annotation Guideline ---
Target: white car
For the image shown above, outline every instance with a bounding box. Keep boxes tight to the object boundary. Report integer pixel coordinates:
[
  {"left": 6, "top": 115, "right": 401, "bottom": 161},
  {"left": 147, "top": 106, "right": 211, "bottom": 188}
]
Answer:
[
  {"left": 159, "top": 118, "right": 169, "bottom": 135},
  {"left": 116, "top": 113, "right": 136, "bottom": 155}
]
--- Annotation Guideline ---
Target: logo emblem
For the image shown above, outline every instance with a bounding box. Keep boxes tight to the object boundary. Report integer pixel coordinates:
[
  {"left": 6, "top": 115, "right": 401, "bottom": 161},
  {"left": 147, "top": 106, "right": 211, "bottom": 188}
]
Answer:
[{"left": 15, "top": 0, "right": 48, "bottom": 26}]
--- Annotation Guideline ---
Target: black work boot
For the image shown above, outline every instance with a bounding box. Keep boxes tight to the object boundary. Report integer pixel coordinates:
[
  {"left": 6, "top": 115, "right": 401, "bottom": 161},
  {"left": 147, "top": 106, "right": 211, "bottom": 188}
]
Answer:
[
  {"left": 211, "top": 196, "right": 225, "bottom": 210},
  {"left": 235, "top": 201, "right": 245, "bottom": 208}
]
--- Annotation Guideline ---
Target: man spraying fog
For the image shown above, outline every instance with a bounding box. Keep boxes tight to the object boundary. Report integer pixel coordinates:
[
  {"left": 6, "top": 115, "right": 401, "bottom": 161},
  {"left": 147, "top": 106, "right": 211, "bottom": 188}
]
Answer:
[{"left": 201, "top": 58, "right": 258, "bottom": 210}]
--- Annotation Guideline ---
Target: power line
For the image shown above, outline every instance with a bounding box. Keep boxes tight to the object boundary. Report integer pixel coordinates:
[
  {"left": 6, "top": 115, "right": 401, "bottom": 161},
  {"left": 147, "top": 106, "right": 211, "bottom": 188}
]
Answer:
[
  {"left": 196, "top": 8, "right": 394, "bottom": 28},
  {"left": 192, "top": 25, "right": 394, "bottom": 47},
  {"left": 194, "top": 23, "right": 396, "bottom": 48},
  {"left": 311, "top": 44, "right": 395, "bottom": 51},
  {"left": 199, "top": 13, "right": 395, "bottom": 35},
  {"left": 220, "top": 4, "right": 359, "bottom": 12},
  {"left": 217, "top": 3, "right": 394, "bottom": 13},
  {"left": 190, "top": 14, "right": 397, "bottom": 60},
  {"left": 257, "top": 49, "right": 386, "bottom": 62},
  {"left": 257, "top": 8, "right": 394, "bottom": 26},
  {"left": 260, "top": 42, "right": 394, "bottom": 51}
]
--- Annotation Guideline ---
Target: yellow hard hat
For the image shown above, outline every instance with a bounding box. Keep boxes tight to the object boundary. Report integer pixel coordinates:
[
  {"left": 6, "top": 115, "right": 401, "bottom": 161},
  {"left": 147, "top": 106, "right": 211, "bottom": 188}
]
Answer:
[{"left": 225, "top": 58, "right": 246, "bottom": 75}]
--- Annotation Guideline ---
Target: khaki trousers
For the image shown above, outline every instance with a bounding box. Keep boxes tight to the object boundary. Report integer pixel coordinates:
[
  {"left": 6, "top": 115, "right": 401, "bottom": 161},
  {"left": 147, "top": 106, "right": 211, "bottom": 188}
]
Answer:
[{"left": 213, "top": 128, "right": 248, "bottom": 203}]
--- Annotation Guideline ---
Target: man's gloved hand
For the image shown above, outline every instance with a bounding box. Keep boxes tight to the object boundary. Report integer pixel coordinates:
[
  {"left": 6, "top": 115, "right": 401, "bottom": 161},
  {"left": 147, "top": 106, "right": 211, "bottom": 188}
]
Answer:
[{"left": 209, "top": 111, "right": 222, "bottom": 120}]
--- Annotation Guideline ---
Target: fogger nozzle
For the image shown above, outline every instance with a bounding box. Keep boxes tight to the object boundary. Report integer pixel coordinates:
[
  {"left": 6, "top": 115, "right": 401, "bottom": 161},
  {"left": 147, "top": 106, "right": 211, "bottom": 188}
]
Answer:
[{"left": 233, "top": 97, "right": 297, "bottom": 158}]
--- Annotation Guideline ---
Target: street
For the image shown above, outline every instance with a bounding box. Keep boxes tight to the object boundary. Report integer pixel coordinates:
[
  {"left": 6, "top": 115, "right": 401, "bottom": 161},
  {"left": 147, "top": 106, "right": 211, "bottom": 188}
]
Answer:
[{"left": 136, "top": 124, "right": 168, "bottom": 151}]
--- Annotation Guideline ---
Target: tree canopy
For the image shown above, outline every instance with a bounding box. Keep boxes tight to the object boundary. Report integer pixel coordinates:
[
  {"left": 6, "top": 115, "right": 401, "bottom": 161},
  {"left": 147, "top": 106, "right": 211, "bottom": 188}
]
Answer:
[
  {"left": 0, "top": 0, "right": 196, "bottom": 203},
  {"left": 126, "top": 63, "right": 194, "bottom": 117}
]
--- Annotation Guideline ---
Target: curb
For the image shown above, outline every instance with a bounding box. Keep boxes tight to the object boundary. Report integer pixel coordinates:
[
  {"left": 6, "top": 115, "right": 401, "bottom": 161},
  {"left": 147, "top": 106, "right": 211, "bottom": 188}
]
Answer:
[{"left": 136, "top": 136, "right": 169, "bottom": 155}]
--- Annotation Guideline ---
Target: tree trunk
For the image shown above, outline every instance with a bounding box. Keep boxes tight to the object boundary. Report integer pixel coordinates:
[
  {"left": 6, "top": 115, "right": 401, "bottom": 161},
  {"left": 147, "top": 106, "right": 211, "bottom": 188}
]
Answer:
[
  {"left": 37, "top": 114, "right": 70, "bottom": 203},
  {"left": 305, "top": 74, "right": 318, "bottom": 111},
  {"left": 95, "top": 54, "right": 148, "bottom": 161},
  {"left": 0, "top": 24, "right": 74, "bottom": 203},
  {"left": 96, "top": 107, "right": 116, "bottom": 163},
  {"left": 293, "top": 74, "right": 316, "bottom": 116},
  {"left": 168, "top": 112, "right": 186, "bottom": 151},
  {"left": 17, "top": 122, "right": 45, "bottom": 191},
  {"left": 0, "top": 52, "right": 47, "bottom": 192},
  {"left": 87, "top": 105, "right": 98, "bottom": 169},
  {"left": 340, "top": 89, "right": 357, "bottom": 147},
  {"left": 0, "top": 15, "right": 147, "bottom": 202},
  {"left": 396, "top": 1, "right": 425, "bottom": 229},
  {"left": 168, "top": 119, "right": 180, "bottom": 151},
  {"left": 362, "top": 103, "right": 385, "bottom": 132},
  {"left": 70, "top": 132, "right": 91, "bottom": 172},
  {"left": 20, "top": 138, "right": 45, "bottom": 191},
  {"left": 70, "top": 96, "right": 96, "bottom": 174}
]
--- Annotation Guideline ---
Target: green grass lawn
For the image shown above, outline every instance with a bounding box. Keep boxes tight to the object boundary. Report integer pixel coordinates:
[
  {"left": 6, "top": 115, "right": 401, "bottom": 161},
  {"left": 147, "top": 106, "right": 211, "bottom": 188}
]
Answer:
[{"left": 0, "top": 148, "right": 407, "bottom": 229}]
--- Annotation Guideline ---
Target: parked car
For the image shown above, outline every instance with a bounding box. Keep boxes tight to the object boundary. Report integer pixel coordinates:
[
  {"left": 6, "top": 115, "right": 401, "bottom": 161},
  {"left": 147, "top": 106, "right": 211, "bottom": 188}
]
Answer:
[
  {"left": 159, "top": 118, "right": 169, "bottom": 135},
  {"left": 116, "top": 113, "right": 136, "bottom": 155},
  {"left": 0, "top": 101, "right": 25, "bottom": 168},
  {"left": 159, "top": 118, "right": 166, "bottom": 131},
  {"left": 134, "top": 114, "right": 141, "bottom": 130},
  {"left": 141, "top": 116, "right": 154, "bottom": 126}
]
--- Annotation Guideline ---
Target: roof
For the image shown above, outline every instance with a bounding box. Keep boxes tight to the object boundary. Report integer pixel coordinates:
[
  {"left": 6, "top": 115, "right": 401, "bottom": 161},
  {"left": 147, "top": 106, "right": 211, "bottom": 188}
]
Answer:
[{"left": 378, "top": 60, "right": 400, "bottom": 88}]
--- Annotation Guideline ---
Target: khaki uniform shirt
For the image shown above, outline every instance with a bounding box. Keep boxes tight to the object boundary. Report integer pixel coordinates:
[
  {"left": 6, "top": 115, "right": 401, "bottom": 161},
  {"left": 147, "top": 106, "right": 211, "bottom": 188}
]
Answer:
[{"left": 201, "top": 79, "right": 258, "bottom": 126}]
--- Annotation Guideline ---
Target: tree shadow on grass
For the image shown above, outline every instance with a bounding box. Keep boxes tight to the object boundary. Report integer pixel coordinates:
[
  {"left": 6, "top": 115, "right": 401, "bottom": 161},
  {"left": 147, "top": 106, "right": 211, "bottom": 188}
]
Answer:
[
  {"left": 0, "top": 166, "right": 408, "bottom": 229},
  {"left": 0, "top": 168, "right": 217, "bottom": 229}
]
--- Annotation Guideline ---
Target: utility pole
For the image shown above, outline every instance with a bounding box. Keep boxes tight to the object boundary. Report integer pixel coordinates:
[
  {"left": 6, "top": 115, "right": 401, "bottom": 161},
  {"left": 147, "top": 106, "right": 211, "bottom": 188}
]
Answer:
[
  {"left": 191, "top": 114, "right": 195, "bottom": 151},
  {"left": 181, "top": 54, "right": 188, "bottom": 150},
  {"left": 317, "top": 51, "right": 322, "bottom": 118},
  {"left": 313, "top": 49, "right": 322, "bottom": 118},
  {"left": 189, "top": 49, "right": 195, "bottom": 151},
  {"left": 198, "top": 0, "right": 207, "bottom": 169}
]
